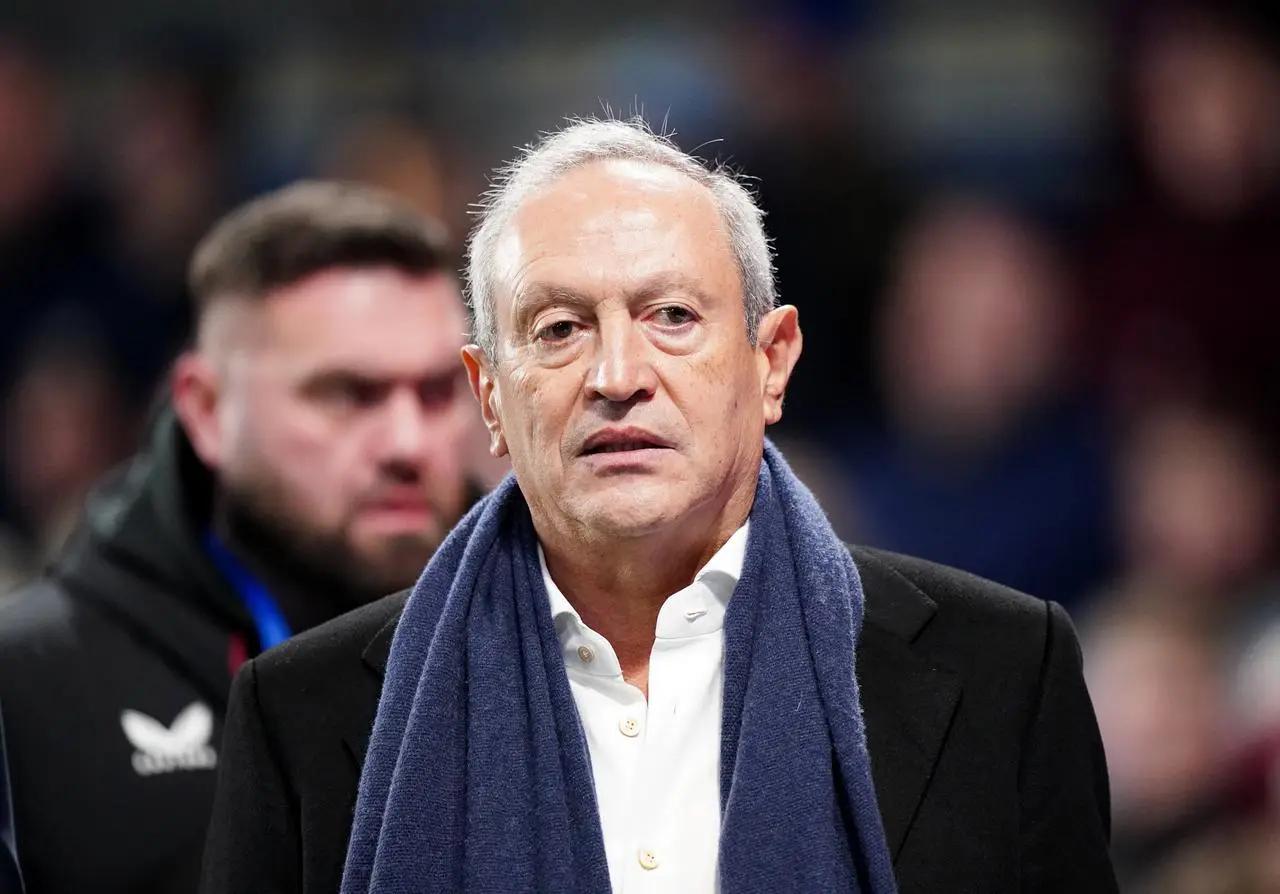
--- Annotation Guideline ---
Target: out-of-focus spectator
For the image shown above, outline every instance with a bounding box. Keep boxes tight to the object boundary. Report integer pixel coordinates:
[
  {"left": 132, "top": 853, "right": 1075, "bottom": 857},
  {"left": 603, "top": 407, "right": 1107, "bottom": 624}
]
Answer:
[
  {"left": 1086, "top": 605, "right": 1231, "bottom": 867},
  {"left": 1110, "top": 402, "right": 1276, "bottom": 620},
  {"left": 0, "top": 35, "right": 120, "bottom": 525},
  {"left": 318, "top": 113, "right": 450, "bottom": 222},
  {"left": 728, "top": 12, "right": 908, "bottom": 438},
  {"left": 0, "top": 32, "right": 242, "bottom": 546},
  {"left": 1084, "top": 398, "right": 1280, "bottom": 891},
  {"left": 1088, "top": 0, "right": 1280, "bottom": 438},
  {"left": 93, "top": 34, "right": 245, "bottom": 390},
  {"left": 1127, "top": 1, "right": 1280, "bottom": 222},
  {"left": 3, "top": 335, "right": 136, "bottom": 563},
  {"left": 833, "top": 197, "right": 1114, "bottom": 607},
  {"left": 0, "top": 35, "right": 60, "bottom": 242},
  {"left": 0, "top": 182, "right": 479, "bottom": 894},
  {"left": 1086, "top": 613, "right": 1280, "bottom": 893}
]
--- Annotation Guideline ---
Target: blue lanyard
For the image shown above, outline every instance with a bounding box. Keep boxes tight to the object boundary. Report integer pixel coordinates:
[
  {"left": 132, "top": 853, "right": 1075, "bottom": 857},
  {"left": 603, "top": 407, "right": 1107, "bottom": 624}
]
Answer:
[{"left": 204, "top": 532, "right": 293, "bottom": 651}]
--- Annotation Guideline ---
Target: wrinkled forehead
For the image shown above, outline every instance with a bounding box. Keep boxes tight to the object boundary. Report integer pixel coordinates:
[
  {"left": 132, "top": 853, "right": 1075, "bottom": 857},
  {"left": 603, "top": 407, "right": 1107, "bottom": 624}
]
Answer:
[{"left": 490, "top": 159, "right": 737, "bottom": 312}]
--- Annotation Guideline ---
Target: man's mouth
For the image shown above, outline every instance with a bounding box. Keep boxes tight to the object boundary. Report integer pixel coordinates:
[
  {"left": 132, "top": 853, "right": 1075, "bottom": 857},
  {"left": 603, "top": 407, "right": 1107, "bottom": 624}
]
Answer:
[
  {"left": 585, "top": 441, "right": 662, "bottom": 454},
  {"left": 580, "top": 428, "right": 672, "bottom": 455},
  {"left": 367, "top": 494, "right": 433, "bottom": 512}
]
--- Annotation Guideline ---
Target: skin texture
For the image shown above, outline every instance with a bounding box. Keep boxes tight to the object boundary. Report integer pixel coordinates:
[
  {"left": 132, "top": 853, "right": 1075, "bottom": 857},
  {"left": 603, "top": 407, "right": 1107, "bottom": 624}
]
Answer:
[
  {"left": 463, "top": 159, "right": 802, "bottom": 693},
  {"left": 174, "top": 267, "right": 472, "bottom": 609}
]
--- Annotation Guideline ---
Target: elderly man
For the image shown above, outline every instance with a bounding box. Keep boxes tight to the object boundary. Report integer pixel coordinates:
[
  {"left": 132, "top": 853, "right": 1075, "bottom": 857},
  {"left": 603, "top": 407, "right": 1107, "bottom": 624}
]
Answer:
[{"left": 201, "top": 120, "right": 1117, "bottom": 894}]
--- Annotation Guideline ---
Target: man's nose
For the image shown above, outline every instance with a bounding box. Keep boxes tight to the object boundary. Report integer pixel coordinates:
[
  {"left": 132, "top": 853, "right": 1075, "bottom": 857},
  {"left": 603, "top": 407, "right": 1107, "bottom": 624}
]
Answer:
[
  {"left": 586, "top": 320, "right": 657, "bottom": 404},
  {"left": 378, "top": 390, "right": 433, "bottom": 466}
]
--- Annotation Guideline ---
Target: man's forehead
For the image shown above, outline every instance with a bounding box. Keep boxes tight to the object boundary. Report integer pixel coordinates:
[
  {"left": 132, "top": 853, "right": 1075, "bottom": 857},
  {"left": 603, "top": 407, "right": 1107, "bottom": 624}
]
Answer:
[
  {"left": 494, "top": 161, "right": 726, "bottom": 294},
  {"left": 513, "top": 159, "right": 711, "bottom": 231},
  {"left": 249, "top": 340, "right": 465, "bottom": 383},
  {"left": 270, "top": 269, "right": 462, "bottom": 329},
  {"left": 213, "top": 272, "right": 466, "bottom": 369}
]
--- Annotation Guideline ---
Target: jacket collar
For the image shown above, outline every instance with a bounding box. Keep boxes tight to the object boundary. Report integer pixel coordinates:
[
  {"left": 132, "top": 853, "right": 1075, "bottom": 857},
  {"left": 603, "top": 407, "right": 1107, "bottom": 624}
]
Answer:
[
  {"left": 50, "top": 406, "right": 249, "bottom": 708},
  {"left": 850, "top": 547, "right": 963, "bottom": 862},
  {"left": 362, "top": 604, "right": 401, "bottom": 679},
  {"left": 60, "top": 404, "right": 246, "bottom": 627}
]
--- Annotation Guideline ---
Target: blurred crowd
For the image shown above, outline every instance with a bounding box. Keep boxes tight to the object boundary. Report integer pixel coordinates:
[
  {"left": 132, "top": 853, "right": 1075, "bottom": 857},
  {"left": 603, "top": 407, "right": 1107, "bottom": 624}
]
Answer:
[{"left": 2, "top": 0, "right": 1278, "bottom": 890}]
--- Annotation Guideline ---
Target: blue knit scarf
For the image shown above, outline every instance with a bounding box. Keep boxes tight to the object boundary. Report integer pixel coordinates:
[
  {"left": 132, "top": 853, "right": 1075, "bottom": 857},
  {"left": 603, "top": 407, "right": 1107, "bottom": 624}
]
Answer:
[{"left": 341, "top": 443, "right": 898, "bottom": 893}]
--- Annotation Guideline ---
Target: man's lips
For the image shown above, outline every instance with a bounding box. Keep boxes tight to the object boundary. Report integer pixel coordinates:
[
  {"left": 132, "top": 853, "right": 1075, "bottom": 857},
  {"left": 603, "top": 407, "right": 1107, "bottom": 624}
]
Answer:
[
  {"left": 360, "top": 495, "right": 435, "bottom": 517},
  {"left": 579, "top": 427, "right": 674, "bottom": 455}
]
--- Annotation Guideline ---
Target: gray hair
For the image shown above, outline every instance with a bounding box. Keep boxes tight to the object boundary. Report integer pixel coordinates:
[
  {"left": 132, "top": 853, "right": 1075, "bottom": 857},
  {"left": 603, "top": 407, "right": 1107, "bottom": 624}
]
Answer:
[{"left": 464, "top": 116, "right": 776, "bottom": 359}]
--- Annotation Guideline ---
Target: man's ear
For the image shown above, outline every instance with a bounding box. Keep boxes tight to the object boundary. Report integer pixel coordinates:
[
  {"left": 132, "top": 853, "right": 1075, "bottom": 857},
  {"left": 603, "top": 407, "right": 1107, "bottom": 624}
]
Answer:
[
  {"left": 462, "top": 345, "right": 509, "bottom": 458},
  {"left": 171, "top": 351, "right": 225, "bottom": 469},
  {"left": 756, "top": 306, "right": 803, "bottom": 426}
]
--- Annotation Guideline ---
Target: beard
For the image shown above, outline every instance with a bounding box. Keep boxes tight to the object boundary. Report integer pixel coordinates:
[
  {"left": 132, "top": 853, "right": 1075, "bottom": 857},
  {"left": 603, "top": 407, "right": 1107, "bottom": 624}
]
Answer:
[{"left": 219, "top": 476, "right": 444, "bottom": 616}]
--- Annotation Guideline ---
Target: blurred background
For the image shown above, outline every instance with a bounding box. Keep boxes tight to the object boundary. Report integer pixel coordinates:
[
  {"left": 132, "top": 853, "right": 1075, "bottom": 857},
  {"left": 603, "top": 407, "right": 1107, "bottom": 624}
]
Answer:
[{"left": 1, "top": 0, "right": 1277, "bottom": 888}]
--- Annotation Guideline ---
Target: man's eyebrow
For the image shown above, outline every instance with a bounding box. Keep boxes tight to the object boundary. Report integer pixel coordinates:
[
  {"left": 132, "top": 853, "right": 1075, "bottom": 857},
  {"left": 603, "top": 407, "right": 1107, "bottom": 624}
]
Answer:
[
  {"left": 629, "top": 273, "right": 716, "bottom": 306},
  {"left": 299, "top": 361, "right": 465, "bottom": 389},
  {"left": 515, "top": 274, "right": 714, "bottom": 314},
  {"left": 513, "top": 282, "right": 594, "bottom": 311},
  {"left": 510, "top": 283, "right": 595, "bottom": 332}
]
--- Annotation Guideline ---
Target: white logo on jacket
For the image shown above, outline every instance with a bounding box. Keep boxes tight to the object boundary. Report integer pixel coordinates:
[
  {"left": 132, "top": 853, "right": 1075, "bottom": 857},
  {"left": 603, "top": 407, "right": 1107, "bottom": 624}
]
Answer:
[{"left": 120, "top": 702, "right": 218, "bottom": 776}]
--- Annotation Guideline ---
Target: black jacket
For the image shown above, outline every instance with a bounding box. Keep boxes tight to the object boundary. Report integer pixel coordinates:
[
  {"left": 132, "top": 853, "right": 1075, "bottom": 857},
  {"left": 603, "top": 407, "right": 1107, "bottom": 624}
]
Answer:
[
  {"left": 0, "top": 707, "right": 23, "bottom": 894},
  {"left": 0, "top": 409, "right": 287, "bottom": 894},
  {"left": 201, "top": 547, "right": 1119, "bottom": 894}
]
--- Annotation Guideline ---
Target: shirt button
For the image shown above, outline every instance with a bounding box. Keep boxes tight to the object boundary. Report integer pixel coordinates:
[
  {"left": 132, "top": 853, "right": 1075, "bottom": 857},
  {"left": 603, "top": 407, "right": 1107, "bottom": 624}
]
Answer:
[
  {"left": 638, "top": 848, "right": 660, "bottom": 870},
  {"left": 618, "top": 717, "right": 641, "bottom": 738},
  {"left": 577, "top": 645, "right": 594, "bottom": 664}
]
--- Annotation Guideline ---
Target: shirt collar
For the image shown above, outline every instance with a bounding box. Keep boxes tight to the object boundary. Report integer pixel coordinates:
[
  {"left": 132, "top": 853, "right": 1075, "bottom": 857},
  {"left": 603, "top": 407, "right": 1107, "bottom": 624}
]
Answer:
[{"left": 540, "top": 521, "right": 750, "bottom": 641}]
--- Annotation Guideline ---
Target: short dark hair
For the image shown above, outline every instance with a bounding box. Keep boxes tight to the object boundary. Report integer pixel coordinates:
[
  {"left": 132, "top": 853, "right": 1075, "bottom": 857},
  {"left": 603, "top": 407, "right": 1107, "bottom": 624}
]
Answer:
[{"left": 189, "top": 180, "right": 452, "bottom": 315}]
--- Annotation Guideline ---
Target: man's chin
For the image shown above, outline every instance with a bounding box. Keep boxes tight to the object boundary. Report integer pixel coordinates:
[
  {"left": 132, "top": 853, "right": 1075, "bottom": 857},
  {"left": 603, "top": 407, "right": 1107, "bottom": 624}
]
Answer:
[
  {"left": 569, "top": 497, "right": 686, "bottom": 540},
  {"left": 348, "top": 537, "right": 439, "bottom": 593}
]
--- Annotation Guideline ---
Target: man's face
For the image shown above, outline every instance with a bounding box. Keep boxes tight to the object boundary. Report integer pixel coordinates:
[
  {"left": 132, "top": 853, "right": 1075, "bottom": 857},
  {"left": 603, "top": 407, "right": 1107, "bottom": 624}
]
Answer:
[
  {"left": 199, "top": 267, "right": 471, "bottom": 600},
  {"left": 466, "top": 159, "right": 800, "bottom": 544}
]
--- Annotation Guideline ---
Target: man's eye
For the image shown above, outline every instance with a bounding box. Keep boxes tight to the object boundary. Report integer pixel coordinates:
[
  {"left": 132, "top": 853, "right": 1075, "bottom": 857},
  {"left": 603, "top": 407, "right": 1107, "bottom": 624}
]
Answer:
[
  {"left": 305, "top": 374, "right": 386, "bottom": 410},
  {"left": 537, "top": 320, "right": 579, "bottom": 342},
  {"left": 334, "top": 380, "right": 382, "bottom": 407},
  {"left": 654, "top": 306, "right": 695, "bottom": 326},
  {"left": 419, "top": 375, "right": 460, "bottom": 410}
]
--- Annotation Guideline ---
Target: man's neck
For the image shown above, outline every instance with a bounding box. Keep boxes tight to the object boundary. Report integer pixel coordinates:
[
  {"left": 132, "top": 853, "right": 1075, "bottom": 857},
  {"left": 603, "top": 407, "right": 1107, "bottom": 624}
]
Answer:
[
  {"left": 538, "top": 507, "right": 749, "bottom": 694},
  {"left": 211, "top": 507, "right": 347, "bottom": 636}
]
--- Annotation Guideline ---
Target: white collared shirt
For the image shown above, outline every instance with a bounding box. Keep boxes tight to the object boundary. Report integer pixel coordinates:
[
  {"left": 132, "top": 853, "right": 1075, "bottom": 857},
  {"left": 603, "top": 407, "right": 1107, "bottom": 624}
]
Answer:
[{"left": 540, "top": 523, "right": 749, "bottom": 894}]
